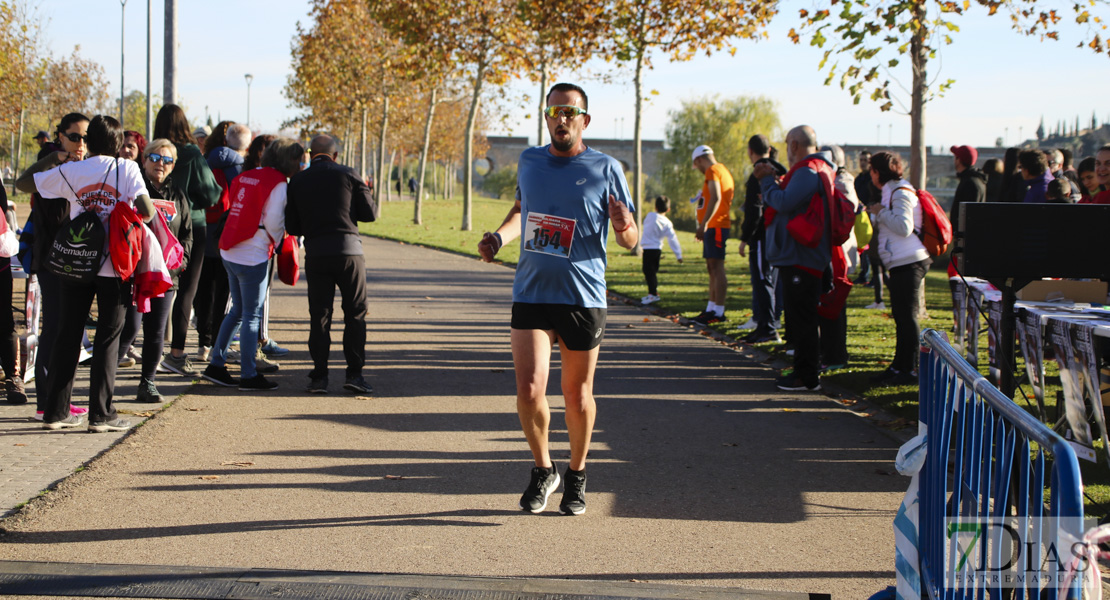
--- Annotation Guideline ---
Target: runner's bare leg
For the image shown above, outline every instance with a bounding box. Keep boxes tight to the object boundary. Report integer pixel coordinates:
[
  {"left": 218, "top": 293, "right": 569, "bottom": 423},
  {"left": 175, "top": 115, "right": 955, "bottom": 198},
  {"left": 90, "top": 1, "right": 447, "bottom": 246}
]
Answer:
[
  {"left": 512, "top": 328, "right": 556, "bottom": 468},
  {"left": 558, "top": 340, "right": 599, "bottom": 471}
]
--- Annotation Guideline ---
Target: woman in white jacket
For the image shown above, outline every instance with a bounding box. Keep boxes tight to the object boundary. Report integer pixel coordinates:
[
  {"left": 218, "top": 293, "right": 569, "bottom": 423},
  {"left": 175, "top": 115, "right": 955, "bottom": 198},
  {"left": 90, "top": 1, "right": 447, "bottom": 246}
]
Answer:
[{"left": 866, "top": 152, "right": 930, "bottom": 385}]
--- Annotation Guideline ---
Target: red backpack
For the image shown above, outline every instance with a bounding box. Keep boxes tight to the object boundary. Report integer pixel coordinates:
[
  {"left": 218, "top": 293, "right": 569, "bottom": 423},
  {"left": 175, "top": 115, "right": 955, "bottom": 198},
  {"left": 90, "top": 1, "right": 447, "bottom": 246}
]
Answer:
[
  {"left": 220, "top": 167, "right": 287, "bottom": 252},
  {"left": 276, "top": 234, "right": 300, "bottom": 286},
  {"left": 776, "top": 158, "right": 855, "bottom": 249},
  {"left": 898, "top": 186, "right": 953, "bottom": 256},
  {"left": 108, "top": 202, "right": 144, "bottom": 281},
  {"left": 206, "top": 168, "right": 231, "bottom": 224}
]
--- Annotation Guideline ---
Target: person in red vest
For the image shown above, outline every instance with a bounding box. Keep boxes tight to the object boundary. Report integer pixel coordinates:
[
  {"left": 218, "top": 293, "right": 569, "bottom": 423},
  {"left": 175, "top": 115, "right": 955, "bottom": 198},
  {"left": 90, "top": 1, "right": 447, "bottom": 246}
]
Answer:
[
  {"left": 753, "top": 125, "right": 835, "bottom": 392},
  {"left": 201, "top": 138, "right": 303, "bottom": 391}
]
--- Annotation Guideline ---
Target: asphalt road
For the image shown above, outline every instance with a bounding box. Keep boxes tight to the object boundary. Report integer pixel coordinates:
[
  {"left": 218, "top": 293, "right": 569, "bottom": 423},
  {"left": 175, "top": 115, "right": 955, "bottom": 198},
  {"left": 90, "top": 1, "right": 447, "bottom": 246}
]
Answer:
[{"left": 0, "top": 236, "right": 908, "bottom": 599}]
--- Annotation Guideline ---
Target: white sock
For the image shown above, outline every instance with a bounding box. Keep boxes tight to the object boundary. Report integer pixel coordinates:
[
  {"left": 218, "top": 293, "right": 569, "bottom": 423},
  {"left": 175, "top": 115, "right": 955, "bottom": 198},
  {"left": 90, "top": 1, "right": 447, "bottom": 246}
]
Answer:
[
  {"left": 706, "top": 302, "right": 716, "bottom": 313},
  {"left": 713, "top": 305, "right": 725, "bottom": 317}
]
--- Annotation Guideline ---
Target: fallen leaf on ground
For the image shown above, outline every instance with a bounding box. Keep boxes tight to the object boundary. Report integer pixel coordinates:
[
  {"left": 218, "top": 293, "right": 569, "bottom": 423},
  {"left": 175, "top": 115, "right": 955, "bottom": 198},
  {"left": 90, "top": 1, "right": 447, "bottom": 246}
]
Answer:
[
  {"left": 355, "top": 396, "right": 373, "bottom": 400},
  {"left": 13, "top": 443, "right": 25, "bottom": 447},
  {"left": 199, "top": 475, "right": 221, "bottom": 480},
  {"left": 642, "top": 317, "right": 650, "bottom": 322},
  {"left": 625, "top": 324, "right": 635, "bottom": 328},
  {"left": 782, "top": 408, "right": 799, "bottom": 412},
  {"left": 185, "top": 408, "right": 204, "bottom": 412},
  {"left": 424, "top": 296, "right": 433, "bottom": 300},
  {"left": 385, "top": 475, "right": 405, "bottom": 480},
  {"left": 722, "top": 443, "right": 738, "bottom": 447},
  {"left": 220, "top": 461, "right": 255, "bottom": 467},
  {"left": 818, "top": 416, "right": 831, "bottom": 420}
]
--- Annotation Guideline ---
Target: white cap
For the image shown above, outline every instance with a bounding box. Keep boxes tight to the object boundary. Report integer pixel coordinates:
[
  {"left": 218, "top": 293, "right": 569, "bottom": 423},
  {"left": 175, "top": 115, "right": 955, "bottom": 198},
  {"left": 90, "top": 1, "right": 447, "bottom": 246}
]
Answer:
[{"left": 691, "top": 145, "right": 713, "bottom": 161}]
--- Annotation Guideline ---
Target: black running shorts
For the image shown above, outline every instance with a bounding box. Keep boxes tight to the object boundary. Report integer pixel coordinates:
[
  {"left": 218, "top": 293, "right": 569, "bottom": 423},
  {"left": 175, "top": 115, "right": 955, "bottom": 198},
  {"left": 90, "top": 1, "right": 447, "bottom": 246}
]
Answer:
[{"left": 511, "top": 303, "right": 607, "bottom": 351}]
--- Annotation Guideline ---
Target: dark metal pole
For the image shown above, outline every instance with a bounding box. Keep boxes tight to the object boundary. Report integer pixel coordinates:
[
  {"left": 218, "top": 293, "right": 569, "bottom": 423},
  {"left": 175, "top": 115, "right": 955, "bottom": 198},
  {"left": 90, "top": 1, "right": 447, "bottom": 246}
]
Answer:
[
  {"left": 120, "top": 0, "right": 127, "bottom": 125},
  {"left": 145, "top": 0, "right": 152, "bottom": 140},
  {"left": 163, "top": 0, "right": 176, "bottom": 105}
]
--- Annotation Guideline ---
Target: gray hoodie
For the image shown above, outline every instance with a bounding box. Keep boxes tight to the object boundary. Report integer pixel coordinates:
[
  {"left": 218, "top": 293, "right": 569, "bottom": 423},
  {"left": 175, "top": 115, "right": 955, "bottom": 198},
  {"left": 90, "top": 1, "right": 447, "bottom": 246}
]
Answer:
[{"left": 758, "top": 151, "right": 836, "bottom": 272}]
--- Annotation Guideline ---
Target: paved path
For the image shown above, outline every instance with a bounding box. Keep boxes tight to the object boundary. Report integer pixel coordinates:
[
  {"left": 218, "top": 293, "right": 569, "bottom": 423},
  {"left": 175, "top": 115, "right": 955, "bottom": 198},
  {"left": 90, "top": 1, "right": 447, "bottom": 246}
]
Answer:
[{"left": 0, "top": 237, "right": 908, "bottom": 599}]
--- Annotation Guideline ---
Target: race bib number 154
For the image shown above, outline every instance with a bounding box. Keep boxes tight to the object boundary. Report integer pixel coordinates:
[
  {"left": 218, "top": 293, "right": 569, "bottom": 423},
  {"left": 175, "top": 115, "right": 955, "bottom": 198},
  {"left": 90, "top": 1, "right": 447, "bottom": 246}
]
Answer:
[{"left": 523, "top": 212, "right": 576, "bottom": 258}]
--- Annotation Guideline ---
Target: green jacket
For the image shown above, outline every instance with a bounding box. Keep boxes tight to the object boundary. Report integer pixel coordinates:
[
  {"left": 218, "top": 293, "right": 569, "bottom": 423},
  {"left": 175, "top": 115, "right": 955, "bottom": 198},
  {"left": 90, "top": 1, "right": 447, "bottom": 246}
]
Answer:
[{"left": 171, "top": 142, "right": 221, "bottom": 228}]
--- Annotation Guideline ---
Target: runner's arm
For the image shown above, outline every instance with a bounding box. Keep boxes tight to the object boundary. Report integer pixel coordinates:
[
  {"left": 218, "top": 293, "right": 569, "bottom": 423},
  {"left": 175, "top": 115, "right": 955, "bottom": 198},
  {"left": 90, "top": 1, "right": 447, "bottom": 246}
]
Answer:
[
  {"left": 698, "top": 180, "right": 722, "bottom": 233},
  {"left": 478, "top": 198, "right": 522, "bottom": 262},
  {"left": 609, "top": 194, "right": 637, "bottom": 249}
]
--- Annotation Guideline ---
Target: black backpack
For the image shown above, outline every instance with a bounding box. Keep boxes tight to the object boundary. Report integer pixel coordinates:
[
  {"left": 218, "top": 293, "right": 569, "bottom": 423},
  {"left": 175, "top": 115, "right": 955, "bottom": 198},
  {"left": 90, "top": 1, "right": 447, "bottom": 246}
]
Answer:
[{"left": 44, "top": 210, "right": 106, "bottom": 283}]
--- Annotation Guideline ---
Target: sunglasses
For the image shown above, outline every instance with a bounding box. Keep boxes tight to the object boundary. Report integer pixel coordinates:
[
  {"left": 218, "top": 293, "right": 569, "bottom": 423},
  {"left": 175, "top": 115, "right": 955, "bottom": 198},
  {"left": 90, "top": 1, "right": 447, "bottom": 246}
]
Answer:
[
  {"left": 147, "top": 154, "right": 175, "bottom": 165},
  {"left": 543, "top": 105, "right": 587, "bottom": 119},
  {"left": 62, "top": 132, "right": 88, "bottom": 143}
]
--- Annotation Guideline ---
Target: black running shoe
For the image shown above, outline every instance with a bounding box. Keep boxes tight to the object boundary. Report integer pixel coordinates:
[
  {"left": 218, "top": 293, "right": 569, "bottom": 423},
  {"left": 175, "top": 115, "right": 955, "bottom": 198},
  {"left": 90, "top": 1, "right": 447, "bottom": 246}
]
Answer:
[
  {"left": 691, "top": 311, "right": 722, "bottom": 325},
  {"left": 743, "top": 328, "right": 781, "bottom": 344},
  {"left": 519, "top": 465, "right": 561, "bottom": 514},
  {"left": 239, "top": 374, "right": 278, "bottom": 391},
  {"left": 775, "top": 374, "right": 821, "bottom": 392},
  {"left": 559, "top": 468, "right": 587, "bottom": 516},
  {"left": 343, "top": 376, "right": 374, "bottom": 394},
  {"left": 202, "top": 364, "right": 236, "bottom": 387}
]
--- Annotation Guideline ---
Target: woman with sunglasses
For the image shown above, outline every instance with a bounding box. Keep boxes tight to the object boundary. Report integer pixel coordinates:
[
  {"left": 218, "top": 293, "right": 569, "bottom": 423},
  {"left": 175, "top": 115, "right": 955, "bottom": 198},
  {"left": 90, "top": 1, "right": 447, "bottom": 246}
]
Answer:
[
  {"left": 115, "top": 139, "right": 192, "bottom": 402},
  {"left": 19, "top": 113, "right": 91, "bottom": 419},
  {"left": 153, "top": 104, "right": 221, "bottom": 379},
  {"left": 16, "top": 115, "right": 156, "bottom": 431}
]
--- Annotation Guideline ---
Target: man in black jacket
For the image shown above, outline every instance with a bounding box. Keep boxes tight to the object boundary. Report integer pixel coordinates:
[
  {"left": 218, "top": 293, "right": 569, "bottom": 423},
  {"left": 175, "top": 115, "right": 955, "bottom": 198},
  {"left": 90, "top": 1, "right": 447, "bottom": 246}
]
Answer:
[
  {"left": 286, "top": 134, "right": 378, "bottom": 394},
  {"left": 950, "top": 145, "right": 986, "bottom": 229},
  {"left": 738, "top": 134, "right": 785, "bottom": 343}
]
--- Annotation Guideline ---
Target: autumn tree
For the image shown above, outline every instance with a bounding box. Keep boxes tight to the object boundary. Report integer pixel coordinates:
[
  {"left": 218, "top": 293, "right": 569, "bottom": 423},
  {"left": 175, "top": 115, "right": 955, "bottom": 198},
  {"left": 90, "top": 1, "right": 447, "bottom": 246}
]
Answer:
[
  {"left": 375, "top": 0, "right": 527, "bottom": 231},
  {"left": 604, "top": 0, "right": 776, "bottom": 251},
  {"left": 791, "top": 0, "right": 1110, "bottom": 189}
]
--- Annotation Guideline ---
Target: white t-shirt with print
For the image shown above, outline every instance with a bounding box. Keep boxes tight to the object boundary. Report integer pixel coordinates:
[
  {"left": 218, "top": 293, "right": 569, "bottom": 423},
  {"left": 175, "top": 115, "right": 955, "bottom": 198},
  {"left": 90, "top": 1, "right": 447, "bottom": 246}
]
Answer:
[{"left": 34, "top": 155, "right": 148, "bottom": 278}]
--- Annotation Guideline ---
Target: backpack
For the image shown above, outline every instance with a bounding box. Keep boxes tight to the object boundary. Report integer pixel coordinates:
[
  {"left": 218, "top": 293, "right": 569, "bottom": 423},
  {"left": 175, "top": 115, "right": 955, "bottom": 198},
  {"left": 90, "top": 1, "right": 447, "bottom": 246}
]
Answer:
[
  {"left": 206, "top": 168, "right": 231, "bottom": 224},
  {"left": 785, "top": 161, "right": 856, "bottom": 248},
  {"left": 108, "top": 202, "right": 144, "bottom": 281},
  {"left": 44, "top": 211, "right": 106, "bottom": 283},
  {"left": 898, "top": 186, "right": 952, "bottom": 256},
  {"left": 276, "top": 234, "right": 300, "bottom": 286}
]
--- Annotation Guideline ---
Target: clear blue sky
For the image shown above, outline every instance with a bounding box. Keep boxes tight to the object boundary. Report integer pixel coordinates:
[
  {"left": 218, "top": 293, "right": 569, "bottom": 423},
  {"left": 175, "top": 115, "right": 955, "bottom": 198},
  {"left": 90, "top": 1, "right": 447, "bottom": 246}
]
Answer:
[{"left": 40, "top": 0, "right": 1110, "bottom": 153}]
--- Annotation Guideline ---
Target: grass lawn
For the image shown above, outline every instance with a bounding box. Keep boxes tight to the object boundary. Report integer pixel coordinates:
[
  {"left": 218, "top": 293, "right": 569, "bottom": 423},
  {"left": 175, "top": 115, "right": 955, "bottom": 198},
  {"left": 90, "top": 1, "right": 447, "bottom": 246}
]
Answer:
[{"left": 364, "top": 194, "right": 1110, "bottom": 516}]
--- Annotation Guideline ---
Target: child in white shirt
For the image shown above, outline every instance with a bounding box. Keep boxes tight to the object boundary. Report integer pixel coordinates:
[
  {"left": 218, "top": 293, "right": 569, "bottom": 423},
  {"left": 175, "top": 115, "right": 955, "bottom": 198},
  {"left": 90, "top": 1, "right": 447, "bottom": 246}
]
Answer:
[{"left": 640, "top": 195, "right": 683, "bottom": 304}]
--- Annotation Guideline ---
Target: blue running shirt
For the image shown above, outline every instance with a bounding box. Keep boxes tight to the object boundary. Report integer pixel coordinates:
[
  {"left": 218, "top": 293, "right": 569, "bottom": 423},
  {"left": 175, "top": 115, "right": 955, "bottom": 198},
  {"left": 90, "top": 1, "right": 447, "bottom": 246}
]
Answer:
[{"left": 512, "top": 146, "right": 634, "bottom": 308}]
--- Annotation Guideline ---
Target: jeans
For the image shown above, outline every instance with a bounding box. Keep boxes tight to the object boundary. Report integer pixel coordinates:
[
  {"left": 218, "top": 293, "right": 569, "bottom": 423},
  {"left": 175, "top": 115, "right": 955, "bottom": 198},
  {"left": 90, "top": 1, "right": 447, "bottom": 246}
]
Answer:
[
  {"left": 45, "top": 277, "right": 130, "bottom": 423},
  {"left": 888, "top": 259, "right": 931, "bottom": 373},
  {"left": 748, "top": 239, "right": 777, "bottom": 331},
  {"left": 781, "top": 266, "right": 821, "bottom": 386},
  {"left": 119, "top": 290, "right": 175, "bottom": 380},
  {"left": 211, "top": 259, "right": 269, "bottom": 379},
  {"left": 306, "top": 255, "right": 367, "bottom": 379}
]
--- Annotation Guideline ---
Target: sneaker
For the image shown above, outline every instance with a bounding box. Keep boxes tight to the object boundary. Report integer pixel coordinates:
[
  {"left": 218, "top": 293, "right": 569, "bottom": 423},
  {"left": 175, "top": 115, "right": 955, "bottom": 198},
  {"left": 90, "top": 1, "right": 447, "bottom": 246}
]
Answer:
[
  {"left": 226, "top": 349, "right": 241, "bottom": 364},
  {"left": 519, "top": 465, "right": 561, "bottom": 514},
  {"left": 775, "top": 373, "right": 821, "bottom": 392},
  {"left": 136, "top": 377, "right": 163, "bottom": 403},
  {"left": 239, "top": 374, "right": 278, "bottom": 391},
  {"left": 5, "top": 376, "right": 28, "bottom": 404},
  {"left": 42, "top": 414, "right": 84, "bottom": 430},
  {"left": 118, "top": 354, "right": 136, "bottom": 368},
  {"left": 202, "top": 364, "right": 237, "bottom": 387},
  {"left": 88, "top": 418, "right": 132, "bottom": 433},
  {"left": 162, "top": 354, "right": 199, "bottom": 377},
  {"left": 34, "top": 405, "right": 88, "bottom": 422},
  {"left": 864, "top": 302, "right": 886, "bottom": 310},
  {"left": 743, "top": 328, "right": 781, "bottom": 344},
  {"left": 254, "top": 350, "right": 280, "bottom": 374},
  {"left": 735, "top": 319, "right": 758, "bottom": 331},
  {"left": 691, "top": 311, "right": 723, "bottom": 325},
  {"left": 559, "top": 468, "right": 587, "bottom": 516},
  {"left": 343, "top": 376, "right": 373, "bottom": 394},
  {"left": 640, "top": 294, "right": 660, "bottom": 305},
  {"left": 198, "top": 346, "right": 211, "bottom": 362},
  {"left": 306, "top": 376, "right": 329, "bottom": 394},
  {"left": 259, "top": 339, "right": 290, "bottom": 357}
]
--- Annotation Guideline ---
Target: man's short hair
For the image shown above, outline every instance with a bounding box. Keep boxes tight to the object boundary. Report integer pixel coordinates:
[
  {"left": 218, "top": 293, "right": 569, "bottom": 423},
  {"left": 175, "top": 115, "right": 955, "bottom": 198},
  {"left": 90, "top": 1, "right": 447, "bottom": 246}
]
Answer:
[
  {"left": 654, "top": 195, "right": 671, "bottom": 213},
  {"left": 1046, "top": 178, "right": 1071, "bottom": 201},
  {"left": 546, "top": 82, "right": 588, "bottom": 112},
  {"left": 748, "top": 135, "right": 771, "bottom": 156},
  {"left": 310, "top": 134, "right": 338, "bottom": 156},
  {"left": 1018, "top": 149, "right": 1048, "bottom": 176},
  {"left": 226, "top": 124, "right": 251, "bottom": 152}
]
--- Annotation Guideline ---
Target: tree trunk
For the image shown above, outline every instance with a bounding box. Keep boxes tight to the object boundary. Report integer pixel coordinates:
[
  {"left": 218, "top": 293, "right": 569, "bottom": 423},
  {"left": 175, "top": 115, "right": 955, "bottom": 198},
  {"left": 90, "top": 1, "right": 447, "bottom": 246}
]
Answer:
[
  {"left": 14, "top": 105, "right": 25, "bottom": 188},
  {"left": 462, "top": 60, "right": 487, "bottom": 231},
  {"left": 376, "top": 95, "right": 390, "bottom": 205},
  {"left": 909, "top": 3, "right": 927, "bottom": 190},
  {"left": 415, "top": 87, "right": 438, "bottom": 225},
  {"left": 359, "top": 105, "right": 368, "bottom": 181},
  {"left": 537, "top": 60, "right": 547, "bottom": 146},
  {"left": 630, "top": 50, "right": 645, "bottom": 255}
]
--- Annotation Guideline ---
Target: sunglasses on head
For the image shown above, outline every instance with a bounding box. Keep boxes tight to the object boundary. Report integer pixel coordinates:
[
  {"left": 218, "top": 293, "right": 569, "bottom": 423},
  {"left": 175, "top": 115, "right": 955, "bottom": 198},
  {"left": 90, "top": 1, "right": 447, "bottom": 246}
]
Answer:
[
  {"left": 543, "top": 105, "right": 587, "bottom": 119},
  {"left": 62, "top": 132, "right": 87, "bottom": 143},
  {"left": 147, "top": 153, "right": 174, "bottom": 165}
]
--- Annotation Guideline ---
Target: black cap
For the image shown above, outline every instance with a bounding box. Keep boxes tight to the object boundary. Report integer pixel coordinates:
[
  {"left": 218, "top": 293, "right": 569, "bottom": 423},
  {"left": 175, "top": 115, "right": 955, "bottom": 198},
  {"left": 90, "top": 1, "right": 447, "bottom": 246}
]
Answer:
[{"left": 33, "top": 131, "right": 48, "bottom": 140}]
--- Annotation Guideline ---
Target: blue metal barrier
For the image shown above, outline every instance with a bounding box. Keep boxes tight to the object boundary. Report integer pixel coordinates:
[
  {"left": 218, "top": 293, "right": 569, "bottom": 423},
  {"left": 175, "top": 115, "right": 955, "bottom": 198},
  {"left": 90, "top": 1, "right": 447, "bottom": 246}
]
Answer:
[{"left": 917, "top": 328, "right": 1084, "bottom": 600}]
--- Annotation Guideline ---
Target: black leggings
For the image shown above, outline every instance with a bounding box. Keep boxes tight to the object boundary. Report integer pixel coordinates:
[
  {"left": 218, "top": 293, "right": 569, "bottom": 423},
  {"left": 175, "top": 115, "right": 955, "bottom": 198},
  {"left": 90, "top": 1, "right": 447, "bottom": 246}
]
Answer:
[
  {"left": 171, "top": 224, "right": 205, "bottom": 351},
  {"left": 641, "top": 249, "right": 661, "bottom": 295},
  {"left": 119, "top": 290, "right": 175, "bottom": 380},
  {"left": 35, "top": 270, "right": 63, "bottom": 412},
  {"left": 0, "top": 259, "right": 17, "bottom": 378},
  {"left": 888, "top": 259, "right": 931, "bottom": 373},
  {"left": 193, "top": 255, "right": 228, "bottom": 348}
]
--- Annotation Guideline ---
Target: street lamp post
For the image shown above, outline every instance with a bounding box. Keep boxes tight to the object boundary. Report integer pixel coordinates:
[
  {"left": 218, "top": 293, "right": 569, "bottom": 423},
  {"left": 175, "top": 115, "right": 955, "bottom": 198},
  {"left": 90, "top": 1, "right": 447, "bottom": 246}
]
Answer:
[
  {"left": 244, "top": 73, "right": 254, "bottom": 127},
  {"left": 120, "top": 0, "right": 128, "bottom": 125}
]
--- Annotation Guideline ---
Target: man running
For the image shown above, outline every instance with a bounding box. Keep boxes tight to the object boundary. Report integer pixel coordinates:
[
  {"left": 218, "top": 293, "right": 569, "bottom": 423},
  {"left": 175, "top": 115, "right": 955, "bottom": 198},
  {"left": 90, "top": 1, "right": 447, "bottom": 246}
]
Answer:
[{"left": 478, "top": 82, "right": 638, "bottom": 516}]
